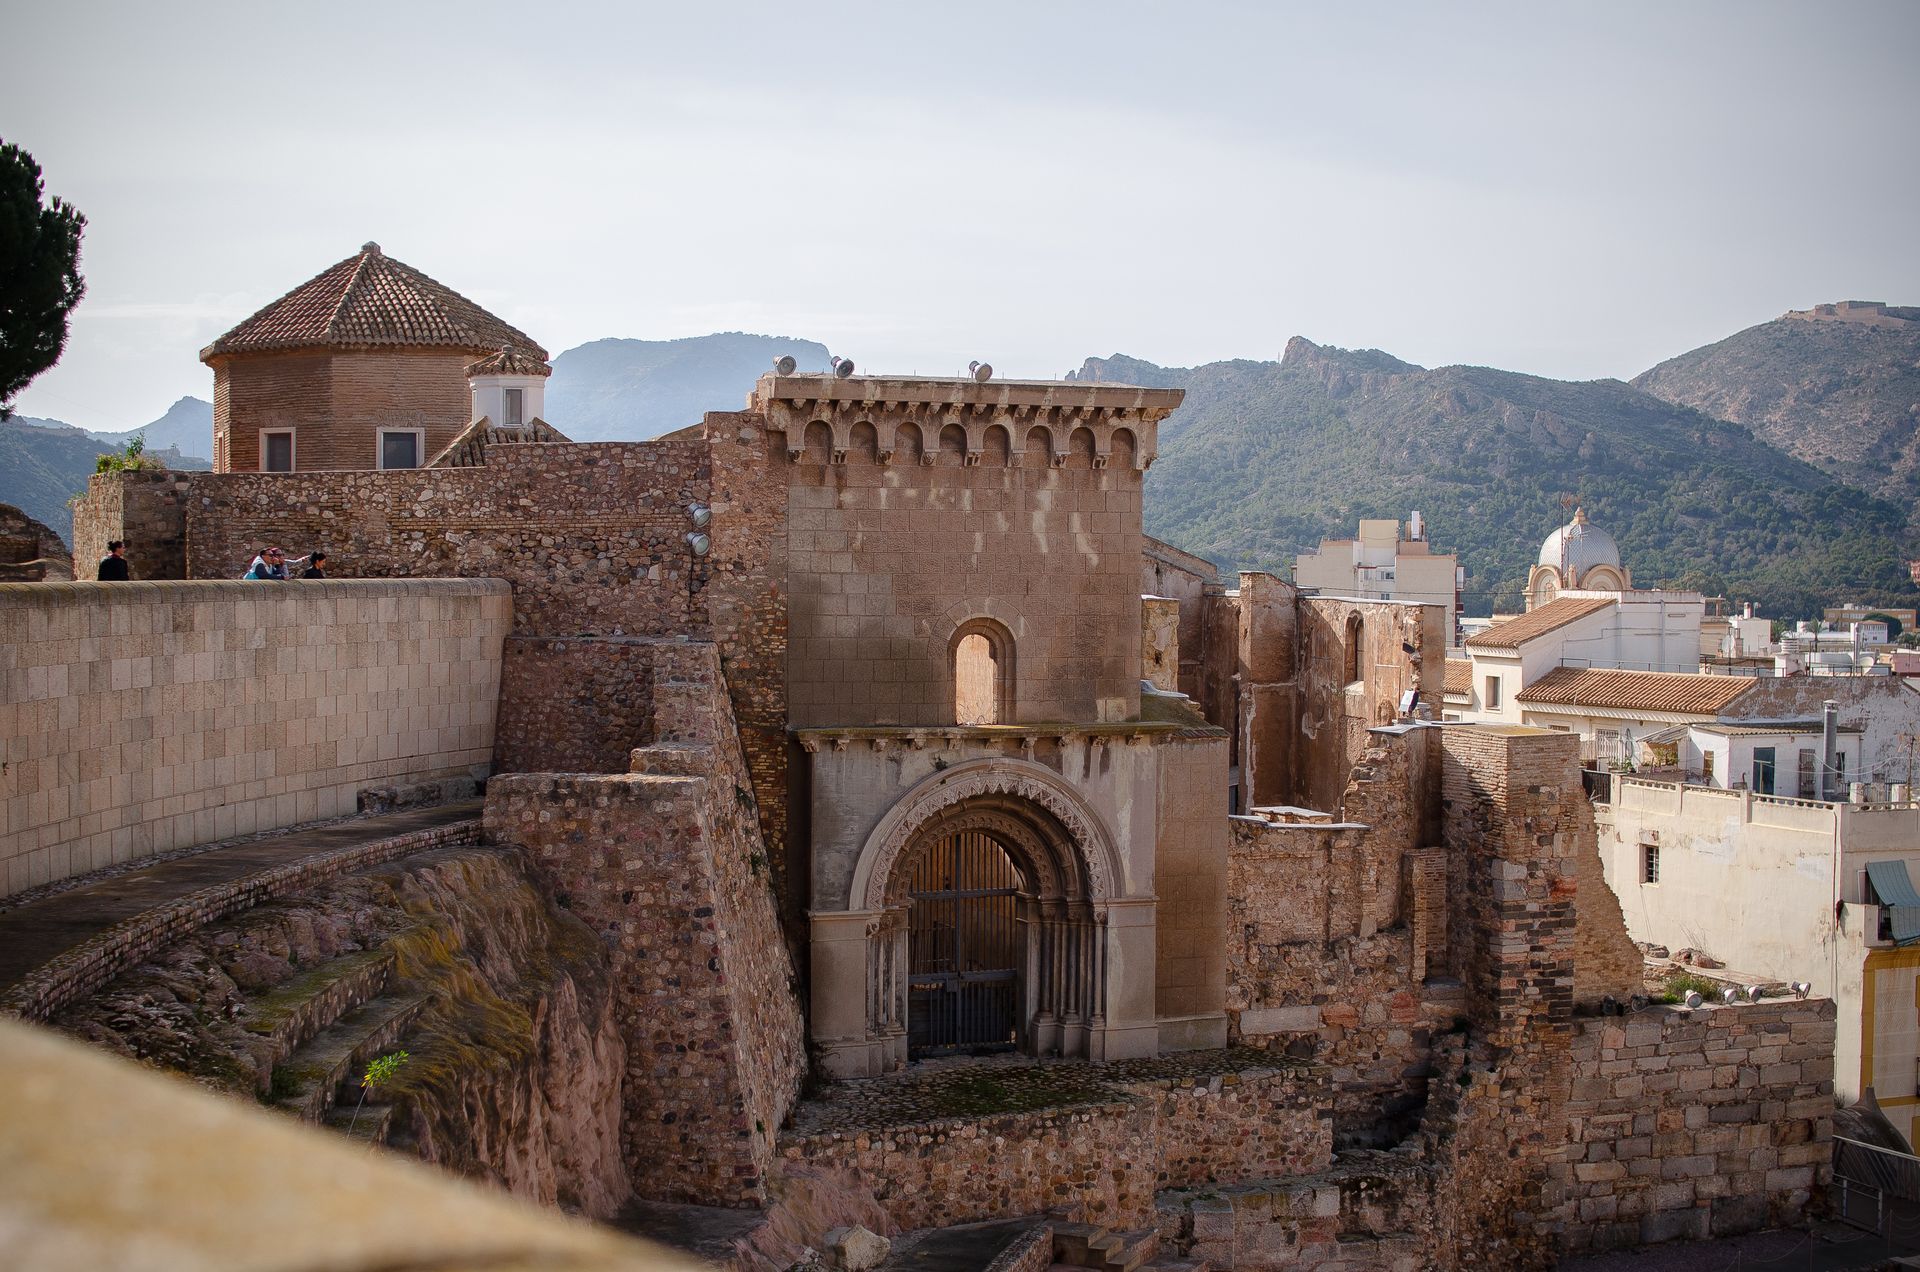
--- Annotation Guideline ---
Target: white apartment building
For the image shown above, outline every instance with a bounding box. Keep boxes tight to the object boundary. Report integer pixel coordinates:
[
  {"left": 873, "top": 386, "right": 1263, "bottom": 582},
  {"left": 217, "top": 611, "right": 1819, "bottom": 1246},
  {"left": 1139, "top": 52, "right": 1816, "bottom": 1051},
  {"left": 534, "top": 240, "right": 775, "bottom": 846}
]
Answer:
[
  {"left": 1292, "top": 514, "right": 1463, "bottom": 643},
  {"left": 1597, "top": 777, "right": 1920, "bottom": 1143}
]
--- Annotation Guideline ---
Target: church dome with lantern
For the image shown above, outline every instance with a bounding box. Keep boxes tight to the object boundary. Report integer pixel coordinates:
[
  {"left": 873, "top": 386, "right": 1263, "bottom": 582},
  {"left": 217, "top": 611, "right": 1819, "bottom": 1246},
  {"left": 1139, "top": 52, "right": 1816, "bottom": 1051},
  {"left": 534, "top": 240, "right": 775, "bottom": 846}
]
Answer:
[{"left": 1525, "top": 508, "right": 1631, "bottom": 609}]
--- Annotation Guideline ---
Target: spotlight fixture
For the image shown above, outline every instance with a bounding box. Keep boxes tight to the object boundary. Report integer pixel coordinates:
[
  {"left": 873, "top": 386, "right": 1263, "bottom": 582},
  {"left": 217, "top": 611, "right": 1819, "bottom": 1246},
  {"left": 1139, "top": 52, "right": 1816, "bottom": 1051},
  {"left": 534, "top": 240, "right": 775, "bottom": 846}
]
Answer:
[
  {"left": 1684, "top": 991, "right": 1704, "bottom": 1009},
  {"left": 1792, "top": 981, "right": 1812, "bottom": 999},
  {"left": 773, "top": 355, "right": 798, "bottom": 375},
  {"left": 687, "top": 502, "right": 712, "bottom": 530},
  {"left": 831, "top": 356, "right": 856, "bottom": 379},
  {"left": 685, "top": 531, "right": 711, "bottom": 557},
  {"left": 1745, "top": 984, "right": 1764, "bottom": 1002},
  {"left": 1720, "top": 987, "right": 1741, "bottom": 1005},
  {"left": 969, "top": 360, "right": 994, "bottom": 382}
]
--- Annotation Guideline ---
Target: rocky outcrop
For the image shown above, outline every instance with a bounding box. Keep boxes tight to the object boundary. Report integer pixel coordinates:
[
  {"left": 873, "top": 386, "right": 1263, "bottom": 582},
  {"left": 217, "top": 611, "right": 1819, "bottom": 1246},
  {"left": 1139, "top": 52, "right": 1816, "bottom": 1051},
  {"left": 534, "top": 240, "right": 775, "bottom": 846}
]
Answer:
[{"left": 53, "top": 845, "right": 629, "bottom": 1219}]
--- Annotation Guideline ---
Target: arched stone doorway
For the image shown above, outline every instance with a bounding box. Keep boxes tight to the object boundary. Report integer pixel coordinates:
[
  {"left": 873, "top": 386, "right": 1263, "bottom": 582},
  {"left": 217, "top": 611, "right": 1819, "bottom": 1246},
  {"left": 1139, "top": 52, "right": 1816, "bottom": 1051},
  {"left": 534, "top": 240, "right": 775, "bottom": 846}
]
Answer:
[{"left": 814, "top": 758, "right": 1130, "bottom": 1076}]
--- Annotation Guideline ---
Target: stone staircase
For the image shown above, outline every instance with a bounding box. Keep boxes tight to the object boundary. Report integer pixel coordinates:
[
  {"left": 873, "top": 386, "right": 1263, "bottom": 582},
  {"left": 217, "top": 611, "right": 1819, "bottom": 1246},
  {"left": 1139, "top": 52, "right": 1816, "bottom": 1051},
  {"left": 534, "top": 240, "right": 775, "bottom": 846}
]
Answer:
[
  {"left": 1049, "top": 1223, "right": 1204, "bottom": 1272},
  {"left": 258, "top": 954, "right": 430, "bottom": 1147}
]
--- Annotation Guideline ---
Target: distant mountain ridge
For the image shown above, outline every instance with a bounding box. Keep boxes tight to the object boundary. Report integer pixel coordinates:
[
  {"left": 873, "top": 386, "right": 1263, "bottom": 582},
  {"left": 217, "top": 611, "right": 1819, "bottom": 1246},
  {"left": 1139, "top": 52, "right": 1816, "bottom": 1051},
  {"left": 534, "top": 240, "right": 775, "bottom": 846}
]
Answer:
[
  {"left": 0, "top": 413, "right": 210, "bottom": 542},
  {"left": 545, "top": 332, "right": 831, "bottom": 441},
  {"left": 1632, "top": 301, "right": 1920, "bottom": 507},
  {"left": 1083, "top": 334, "right": 1916, "bottom": 619}
]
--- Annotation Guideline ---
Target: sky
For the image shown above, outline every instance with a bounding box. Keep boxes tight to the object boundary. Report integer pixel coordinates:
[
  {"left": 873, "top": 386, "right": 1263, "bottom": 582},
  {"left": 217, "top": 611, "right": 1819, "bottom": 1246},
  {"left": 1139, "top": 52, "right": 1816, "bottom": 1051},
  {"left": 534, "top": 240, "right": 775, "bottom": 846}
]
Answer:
[{"left": 4, "top": 0, "right": 1918, "bottom": 432}]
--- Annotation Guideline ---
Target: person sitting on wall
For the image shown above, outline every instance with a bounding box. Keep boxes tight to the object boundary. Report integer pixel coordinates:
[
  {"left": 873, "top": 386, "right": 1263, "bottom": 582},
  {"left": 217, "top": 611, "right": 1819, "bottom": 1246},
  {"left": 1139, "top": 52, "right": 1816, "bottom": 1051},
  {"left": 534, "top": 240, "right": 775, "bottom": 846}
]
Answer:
[
  {"left": 96, "top": 541, "right": 130, "bottom": 582},
  {"left": 300, "top": 551, "right": 328, "bottom": 580},
  {"left": 243, "top": 547, "right": 308, "bottom": 580}
]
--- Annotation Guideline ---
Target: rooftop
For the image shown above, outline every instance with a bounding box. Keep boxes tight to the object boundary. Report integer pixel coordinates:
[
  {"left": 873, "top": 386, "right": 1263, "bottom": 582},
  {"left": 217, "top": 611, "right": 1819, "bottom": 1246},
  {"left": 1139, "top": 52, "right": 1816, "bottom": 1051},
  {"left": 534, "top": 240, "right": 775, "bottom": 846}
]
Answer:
[
  {"left": 1465, "top": 596, "right": 1616, "bottom": 650},
  {"left": 1443, "top": 659, "right": 1471, "bottom": 696},
  {"left": 202, "top": 243, "right": 547, "bottom": 362},
  {"left": 1517, "top": 666, "right": 1755, "bottom": 716}
]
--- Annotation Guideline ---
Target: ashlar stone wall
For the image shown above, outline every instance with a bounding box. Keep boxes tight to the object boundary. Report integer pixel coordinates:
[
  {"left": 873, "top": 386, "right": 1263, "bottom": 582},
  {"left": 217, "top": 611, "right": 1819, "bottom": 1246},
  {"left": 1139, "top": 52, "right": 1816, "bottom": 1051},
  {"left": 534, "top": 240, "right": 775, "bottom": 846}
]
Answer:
[
  {"left": 1557, "top": 998, "right": 1835, "bottom": 1252},
  {"left": 0, "top": 579, "right": 509, "bottom": 897}
]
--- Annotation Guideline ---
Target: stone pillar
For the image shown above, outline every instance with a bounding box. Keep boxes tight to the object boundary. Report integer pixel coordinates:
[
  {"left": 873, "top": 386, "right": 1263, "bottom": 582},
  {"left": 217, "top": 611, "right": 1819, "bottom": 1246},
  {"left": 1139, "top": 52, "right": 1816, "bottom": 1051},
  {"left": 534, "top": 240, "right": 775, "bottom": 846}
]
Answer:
[{"left": 810, "top": 908, "right": 887, "bottom": 1079}]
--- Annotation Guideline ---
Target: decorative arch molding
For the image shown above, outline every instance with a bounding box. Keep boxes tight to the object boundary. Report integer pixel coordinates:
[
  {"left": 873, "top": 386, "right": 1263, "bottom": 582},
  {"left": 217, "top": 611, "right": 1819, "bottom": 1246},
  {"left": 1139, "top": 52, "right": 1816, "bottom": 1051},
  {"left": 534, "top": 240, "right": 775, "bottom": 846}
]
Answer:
[{"left": 849, "top": 757, "right": 1126, "bottom": 912}]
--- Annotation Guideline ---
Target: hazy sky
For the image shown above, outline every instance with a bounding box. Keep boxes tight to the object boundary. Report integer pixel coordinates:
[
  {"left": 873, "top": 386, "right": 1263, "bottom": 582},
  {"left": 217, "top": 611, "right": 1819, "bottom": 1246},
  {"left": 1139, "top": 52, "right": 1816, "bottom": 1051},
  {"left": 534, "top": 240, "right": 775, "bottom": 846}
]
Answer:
[{"left": 5, "top": 0, "right": 1917, "bottom": 431}]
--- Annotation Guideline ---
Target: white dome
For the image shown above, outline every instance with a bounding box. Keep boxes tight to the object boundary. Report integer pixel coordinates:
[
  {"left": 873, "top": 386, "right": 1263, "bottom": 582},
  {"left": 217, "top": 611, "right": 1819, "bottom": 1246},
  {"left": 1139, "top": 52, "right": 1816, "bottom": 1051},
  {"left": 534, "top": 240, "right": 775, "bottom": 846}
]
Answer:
[{"left": 1538, "top": 508, "right": 1620, "bottom": 577}]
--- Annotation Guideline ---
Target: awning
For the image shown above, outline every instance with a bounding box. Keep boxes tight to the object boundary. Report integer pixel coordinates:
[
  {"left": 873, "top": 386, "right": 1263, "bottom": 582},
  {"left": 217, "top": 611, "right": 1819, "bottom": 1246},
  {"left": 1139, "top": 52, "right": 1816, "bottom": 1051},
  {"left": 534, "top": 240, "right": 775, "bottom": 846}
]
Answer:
[{"left": 1866, "top": 860, "right": 1920, "bottom": 945}]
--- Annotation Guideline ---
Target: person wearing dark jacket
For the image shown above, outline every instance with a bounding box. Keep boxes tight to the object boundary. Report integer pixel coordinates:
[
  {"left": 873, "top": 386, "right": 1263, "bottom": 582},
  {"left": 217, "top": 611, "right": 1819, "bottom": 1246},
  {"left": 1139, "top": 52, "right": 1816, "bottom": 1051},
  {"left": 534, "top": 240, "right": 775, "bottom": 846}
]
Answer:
[
  {"left": 300, "top": 552, "right": 328, "bottom": 579},
  {"left": 97, "top": 541, "right": 130, "bottom": 581}
]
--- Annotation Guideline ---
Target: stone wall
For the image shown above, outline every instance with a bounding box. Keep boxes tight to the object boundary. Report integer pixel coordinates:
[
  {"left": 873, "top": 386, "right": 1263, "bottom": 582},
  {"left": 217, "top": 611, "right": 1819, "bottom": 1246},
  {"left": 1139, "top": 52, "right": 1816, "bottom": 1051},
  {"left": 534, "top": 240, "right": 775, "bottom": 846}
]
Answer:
[
  {"left": 1141, "top": 595, "right": 1181, "bottom": 693},
  {"left": 779, "top": 1066, "right": 1328, "bottom": 1231},
  {"left": 1557, "top": 999, "right": 1836, "bottom": 1253},
  {"left": 493, "top": 637, "right": 659, "bottom": 775},
  {"left": 484, "top": 641, "right": 805, "bottom": 1208},
  {"left": 71, "top": 469, "right": 194, "bottom": 582},
  {"left": 1141, "top": 535, "right": 1219, "bottom": 702},
  {"left": 173, "top": 441, "right": 710, "bottom": 637},
  {"left": 1156, "top": 1151, "right": 1433, "bottom": 1272},
  {"left": 0, "top": 502, "right": 72, "bottom": 580},
  {"left": 1226, "top": 732, "right": 1455, "bottom": 1140},
  {"left": 0, "top": 579, "right": 509, "bottom": 897}
]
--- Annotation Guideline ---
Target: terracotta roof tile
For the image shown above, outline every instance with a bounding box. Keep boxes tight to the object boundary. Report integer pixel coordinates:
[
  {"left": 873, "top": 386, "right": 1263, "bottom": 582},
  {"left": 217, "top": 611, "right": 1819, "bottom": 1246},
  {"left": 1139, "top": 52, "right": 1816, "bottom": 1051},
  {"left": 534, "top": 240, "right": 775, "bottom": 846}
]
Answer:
[
  {"left": 202, "top": 243, "right": 546, "bottom": 361},
  {"left": 1444, "top": 659, "right": 1471, "bottom": 696},
  {"left": 464, "top": 347, "right": 552, "bottom": 378},
  {"left": 427, "top": 417, "right": 571, "bottom": 469},
  {"left": 1516, "top": 666, "right": 1754, "bottom": 715},
  {"left": 1464, "top": 596, "right": 1616, "bottom": 650}
]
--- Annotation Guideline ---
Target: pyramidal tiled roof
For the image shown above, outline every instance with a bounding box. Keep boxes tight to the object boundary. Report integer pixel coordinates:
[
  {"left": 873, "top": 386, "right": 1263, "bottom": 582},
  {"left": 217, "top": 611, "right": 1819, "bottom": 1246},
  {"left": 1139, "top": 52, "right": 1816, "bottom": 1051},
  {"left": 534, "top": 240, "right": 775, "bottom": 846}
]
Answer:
[
  {"left": 465, "top": 347, "right": 552, "bottom": 378},
  {"left": 201, "top": 243, "right": 547, "bottom": 362},
  {"left": 428, "top": 416, "right": 571, "bottom": 468}
]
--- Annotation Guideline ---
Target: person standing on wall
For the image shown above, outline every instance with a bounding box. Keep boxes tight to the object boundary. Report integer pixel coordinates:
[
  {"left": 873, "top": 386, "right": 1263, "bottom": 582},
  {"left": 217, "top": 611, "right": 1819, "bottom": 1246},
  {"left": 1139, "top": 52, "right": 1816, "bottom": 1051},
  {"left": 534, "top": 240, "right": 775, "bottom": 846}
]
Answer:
[{"left": 96, "top": 540, "right": 129, "bottom": 581}]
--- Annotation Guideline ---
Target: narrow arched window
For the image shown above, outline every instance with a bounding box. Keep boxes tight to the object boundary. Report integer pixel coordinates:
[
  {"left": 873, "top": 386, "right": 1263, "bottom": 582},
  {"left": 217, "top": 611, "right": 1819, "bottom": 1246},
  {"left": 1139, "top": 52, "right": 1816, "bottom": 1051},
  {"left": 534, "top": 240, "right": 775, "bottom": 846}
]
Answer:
[
  {"left": 1345, "top": 614, "right": 1365, "bottom": 686},
  {"left": 952, "top": 620, "right": 1014, "bottom": 724}
]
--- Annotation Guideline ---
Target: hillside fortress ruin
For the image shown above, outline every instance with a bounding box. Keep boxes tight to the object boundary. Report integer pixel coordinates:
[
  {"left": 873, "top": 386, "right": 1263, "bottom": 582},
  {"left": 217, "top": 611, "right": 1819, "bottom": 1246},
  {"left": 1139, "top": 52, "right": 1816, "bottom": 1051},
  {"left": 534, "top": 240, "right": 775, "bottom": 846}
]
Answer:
[{"left": 2, "top": 248, "right": 1836, "bottom": 1272}]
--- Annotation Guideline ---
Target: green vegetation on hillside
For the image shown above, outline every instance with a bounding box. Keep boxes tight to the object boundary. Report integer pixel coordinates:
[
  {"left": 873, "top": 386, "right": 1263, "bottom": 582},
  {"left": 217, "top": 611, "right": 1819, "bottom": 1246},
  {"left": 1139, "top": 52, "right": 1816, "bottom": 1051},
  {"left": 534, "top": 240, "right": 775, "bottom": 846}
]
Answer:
[{"left": 1090, "top": 339, "right": 1918, "bottom": 620}]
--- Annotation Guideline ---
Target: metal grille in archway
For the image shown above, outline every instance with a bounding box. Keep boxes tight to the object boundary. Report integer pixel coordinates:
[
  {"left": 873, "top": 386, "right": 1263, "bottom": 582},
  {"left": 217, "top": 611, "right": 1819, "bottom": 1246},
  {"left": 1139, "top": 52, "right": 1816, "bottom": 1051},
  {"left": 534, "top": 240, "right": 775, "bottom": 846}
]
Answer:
[{"left": 906, "top": 830, "right": 1022, "bottom": 1057}]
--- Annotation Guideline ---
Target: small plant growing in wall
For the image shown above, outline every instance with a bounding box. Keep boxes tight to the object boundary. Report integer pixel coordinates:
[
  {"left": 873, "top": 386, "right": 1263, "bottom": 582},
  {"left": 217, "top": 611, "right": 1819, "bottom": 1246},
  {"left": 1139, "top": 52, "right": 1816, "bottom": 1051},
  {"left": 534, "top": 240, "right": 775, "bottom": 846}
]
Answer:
[
  {"left": 348, "top": 1049, "right": 410, "bottom": 1138},
  {"left": 95, "top": 430, "right": 164, "bottom": 475}
]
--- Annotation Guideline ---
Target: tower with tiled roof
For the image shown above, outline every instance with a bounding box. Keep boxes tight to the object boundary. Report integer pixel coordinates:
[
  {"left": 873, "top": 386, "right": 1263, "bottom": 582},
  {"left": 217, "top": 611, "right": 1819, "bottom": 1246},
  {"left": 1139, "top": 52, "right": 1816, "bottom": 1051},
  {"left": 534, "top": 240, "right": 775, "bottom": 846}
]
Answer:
[{"left": 200, "top": 243, "right": 548, "bottom": 473}]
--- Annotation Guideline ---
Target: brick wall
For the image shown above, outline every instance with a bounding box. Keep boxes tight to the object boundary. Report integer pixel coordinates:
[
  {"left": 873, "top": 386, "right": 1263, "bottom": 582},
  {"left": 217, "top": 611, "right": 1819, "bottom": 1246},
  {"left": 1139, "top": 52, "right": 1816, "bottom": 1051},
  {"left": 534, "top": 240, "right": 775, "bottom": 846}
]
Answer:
[
  {"left": 779, "top": 1066, "right": 1328, "bottom": 1232},
  {"left": 212, "top": 348, "right": 475, "bottom": 473},
  {"left": 1557, "top": 999, "right": 1835, "bottom": 1251},
  {"left": 0, "top": 579, "right": 509, "bottom": 897}
]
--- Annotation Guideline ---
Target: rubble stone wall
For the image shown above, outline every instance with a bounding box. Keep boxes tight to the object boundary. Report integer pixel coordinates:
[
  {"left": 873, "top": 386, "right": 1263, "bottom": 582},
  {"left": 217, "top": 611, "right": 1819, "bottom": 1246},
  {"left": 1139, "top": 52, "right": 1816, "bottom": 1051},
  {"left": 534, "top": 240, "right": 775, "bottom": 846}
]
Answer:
[
  {"left": 1226, "top": 733, "right": 1455, "bottom": 1138},
  {"left": 1556, "top": 999, "right": 1836, "bottom": 1252},
  {"left": 493, "top": 637, "right": 658, "bottom": 775},
  {"left": 779, "top": 1068, "right": 1328, "bottom": 1231},
  {"left": 483, "top": 642, "right": 804, "bottom": 1208},
  {"left": 71, "top": 469, "right": 194, "bottom": 582},
  {"left": 0, "top": 578, "right": 509, "bottom": 897},
  {"left": 176, "top": 441, "right": 710, "bottom": 638}
]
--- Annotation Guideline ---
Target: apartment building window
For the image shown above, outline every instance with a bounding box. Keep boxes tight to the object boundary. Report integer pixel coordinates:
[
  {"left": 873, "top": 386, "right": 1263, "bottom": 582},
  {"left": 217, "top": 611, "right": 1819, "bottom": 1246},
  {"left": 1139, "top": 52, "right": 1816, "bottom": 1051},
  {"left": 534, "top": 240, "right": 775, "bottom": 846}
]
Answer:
[
  {"left": 260, "top": 429, "right": 295, "bottom": 472},
  {"left": 1641, "top": 844, "right": 1660, "bottom": 885},
  {"left": 1484, "top": 676, "right": 1501, "bottom": 709},
  {"left": 378, "top": 428, "right": 425, "bottom": 470}
]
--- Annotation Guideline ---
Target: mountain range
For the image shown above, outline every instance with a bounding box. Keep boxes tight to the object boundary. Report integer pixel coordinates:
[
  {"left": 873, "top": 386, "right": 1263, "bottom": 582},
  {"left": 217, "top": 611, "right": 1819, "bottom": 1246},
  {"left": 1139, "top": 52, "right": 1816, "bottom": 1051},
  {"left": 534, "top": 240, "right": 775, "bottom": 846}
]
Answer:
[
  {"left": 4, "top": 310, "right": 1913, "bottom": 621},
  {"left": 1077, "top": 306, "right": 1920, "bottom": 619}
]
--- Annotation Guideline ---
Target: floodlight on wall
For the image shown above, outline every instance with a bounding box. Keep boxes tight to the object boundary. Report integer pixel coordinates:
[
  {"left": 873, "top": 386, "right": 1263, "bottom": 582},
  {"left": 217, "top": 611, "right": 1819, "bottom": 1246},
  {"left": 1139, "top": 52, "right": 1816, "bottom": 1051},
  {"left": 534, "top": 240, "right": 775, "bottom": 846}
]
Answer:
[
  {"left": 969, "top": 360, "right": 994, "bottom": 382},
  {"left": 1720, "top": 987, "right": 1742, "bottom": 1005},
  {"left": 773, "top": 355, "right": 798, "bottom": 376},
  {"left": 685, "top": 532, "right": 711, "bottom": 557},
  {"left": 687, "top": 502, "right": 712, "bottom": 530},
  {"left": 1684, "top": 991, "right": 1704, "bottom": 1009},
  {"left": 1793, "top": 981, "right": 1812, "bottom": 999},
  {"left": 1745, "top": 984, "right": 1764, "bottom": 1002},
  {"left": 831, "top": 356, "right": 856, "bottom": 379}
]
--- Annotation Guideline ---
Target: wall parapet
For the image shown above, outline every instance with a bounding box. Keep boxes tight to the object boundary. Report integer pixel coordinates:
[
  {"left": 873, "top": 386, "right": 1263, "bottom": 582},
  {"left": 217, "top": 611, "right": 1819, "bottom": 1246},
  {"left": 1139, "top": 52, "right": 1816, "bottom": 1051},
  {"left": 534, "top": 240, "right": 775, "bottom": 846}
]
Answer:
[{"left": 0, "top": 578, "right": 510, "bottom": 896}]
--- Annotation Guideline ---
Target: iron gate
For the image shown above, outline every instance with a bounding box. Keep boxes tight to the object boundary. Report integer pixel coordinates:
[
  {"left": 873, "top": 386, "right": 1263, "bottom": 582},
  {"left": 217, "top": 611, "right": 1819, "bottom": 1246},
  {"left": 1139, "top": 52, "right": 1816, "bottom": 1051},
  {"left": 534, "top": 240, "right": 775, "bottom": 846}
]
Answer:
[{"left": 907, "top": 831, "right": 1022, "bottom": 1057}]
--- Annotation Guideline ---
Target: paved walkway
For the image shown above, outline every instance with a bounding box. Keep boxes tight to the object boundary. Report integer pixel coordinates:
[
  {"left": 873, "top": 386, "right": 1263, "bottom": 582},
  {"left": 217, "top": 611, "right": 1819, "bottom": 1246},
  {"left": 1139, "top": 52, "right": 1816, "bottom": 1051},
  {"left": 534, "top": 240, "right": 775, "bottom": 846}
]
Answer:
[{"left": 0, "top": 801, "right": 483, "bottom": 992}]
